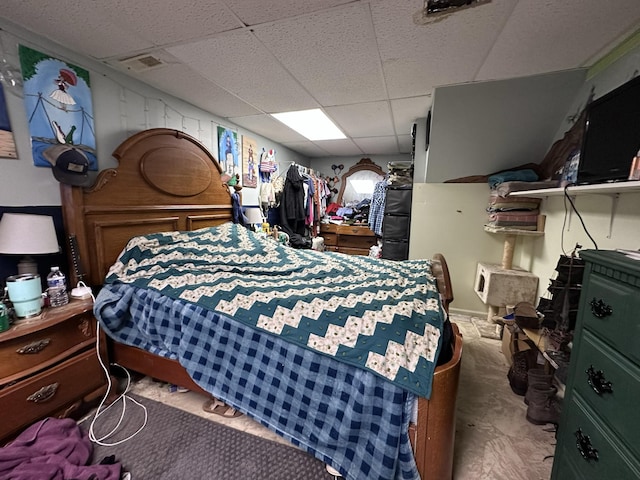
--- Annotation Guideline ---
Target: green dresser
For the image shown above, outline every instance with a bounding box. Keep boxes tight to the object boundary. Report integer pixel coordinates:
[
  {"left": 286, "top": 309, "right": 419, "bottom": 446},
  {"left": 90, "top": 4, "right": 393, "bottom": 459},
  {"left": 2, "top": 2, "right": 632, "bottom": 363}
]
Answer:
[{"left": 551, "top": 250, "right": 640, "bottom": 480}]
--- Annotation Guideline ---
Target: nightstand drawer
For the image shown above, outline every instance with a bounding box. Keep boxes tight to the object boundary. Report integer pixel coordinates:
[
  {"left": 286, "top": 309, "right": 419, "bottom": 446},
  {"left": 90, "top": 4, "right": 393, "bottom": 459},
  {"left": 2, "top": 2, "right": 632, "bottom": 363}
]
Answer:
[
  {"left": 573, "top": 331, "right": 640, "bottom": 459},
  {"left": 0, "top": 312, "right": 96, "bottom": 385},
  {"left": 580, "top": 273, "right": 640, "bottom": 364},
  {"left": 0, "top": 348, "right": 105, "bottom": 442},
  {"left": 559, "top": 396, "right": 640, "bottom": 480}
]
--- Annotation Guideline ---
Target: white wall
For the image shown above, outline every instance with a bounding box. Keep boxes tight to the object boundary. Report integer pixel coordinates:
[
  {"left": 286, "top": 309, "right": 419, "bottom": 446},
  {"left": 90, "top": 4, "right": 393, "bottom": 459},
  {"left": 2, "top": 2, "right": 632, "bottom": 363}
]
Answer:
[
  {"left": 410, "top": 44, "right": 640, "bottom": 316},
  {"left": 0, "top": 23, "right": 308, "bottom": 208},
  {"left": 425, "top": 69, "right": 586, "bottom": 183}
]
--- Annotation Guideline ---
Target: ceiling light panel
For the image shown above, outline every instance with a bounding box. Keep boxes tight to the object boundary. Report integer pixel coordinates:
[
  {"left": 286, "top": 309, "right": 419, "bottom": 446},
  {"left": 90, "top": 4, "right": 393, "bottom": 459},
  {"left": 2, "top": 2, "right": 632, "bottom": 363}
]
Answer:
[{"left": 272, "top": 109, "right": 346, "bottom": 141}]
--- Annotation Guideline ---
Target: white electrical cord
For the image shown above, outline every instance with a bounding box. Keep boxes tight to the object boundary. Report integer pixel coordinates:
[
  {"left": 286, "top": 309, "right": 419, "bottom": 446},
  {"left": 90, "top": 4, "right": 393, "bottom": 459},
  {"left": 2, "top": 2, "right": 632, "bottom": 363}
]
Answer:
[{"left": 83, "top": 285, "right": 148, "bottom": 446}]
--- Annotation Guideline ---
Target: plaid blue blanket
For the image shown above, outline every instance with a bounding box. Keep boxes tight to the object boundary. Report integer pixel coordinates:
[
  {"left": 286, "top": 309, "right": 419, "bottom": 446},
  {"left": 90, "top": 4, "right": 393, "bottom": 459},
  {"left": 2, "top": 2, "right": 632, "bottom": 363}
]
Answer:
[
  {"left": 105, "top": 223, "right": 444, "bottom": 397},
  {"left": 95, "top": 285, "right": 419, "bottom": 480}
]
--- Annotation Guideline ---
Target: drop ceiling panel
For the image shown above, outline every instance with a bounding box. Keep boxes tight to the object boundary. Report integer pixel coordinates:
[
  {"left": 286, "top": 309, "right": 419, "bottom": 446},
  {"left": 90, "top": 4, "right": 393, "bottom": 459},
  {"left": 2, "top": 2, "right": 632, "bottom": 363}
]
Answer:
[
  {"left": 167, "top": 31, "right": 318, "bottom": 113},
  {"left": 325, "top": 101, "right": 395, "bottom": 137},
  {"left": 478, "top": 0, "right": 640, "bottom": 80},
  {"left": 227, "top": 0, "right": 355, "bottom": 27},
  {"left": 97, "top": 0, "right": 242, "bottom": 52},
  {"left": 254, "top": 3, "right": 386, "bottom": 106},
  {"left": 312, "top": 138, "right": 364, "bottom": 156},
  {"left": 281, "top": 141, "right": 332, "bottom": 158},
  {"left": 0, "top": 0, "right": 154, "bottom": 59},
  {"left": 229, "top": 114, "right": 308, "bottom": 143},
  {"left": 372, "top": 0, "right": 516, "bottom": 98},
  {"left": 134, "top": 64, "right": 262, "bottom": 118},
  {"left": 390, "top": 96, "right": 432, "bottom": 136},
  {"left": 353, "top": 136, "right": 401, "bottom": 155}
]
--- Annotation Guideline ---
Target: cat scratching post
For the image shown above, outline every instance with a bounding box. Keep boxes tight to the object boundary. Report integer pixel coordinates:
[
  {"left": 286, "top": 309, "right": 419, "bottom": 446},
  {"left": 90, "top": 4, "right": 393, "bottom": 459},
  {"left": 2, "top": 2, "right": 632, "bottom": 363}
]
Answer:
[
  {"left": 501, "top": 233, "right": 516, "bottom": 270},
  {"left": 477, "top": 227, "right": 543, "bottom": 321}
]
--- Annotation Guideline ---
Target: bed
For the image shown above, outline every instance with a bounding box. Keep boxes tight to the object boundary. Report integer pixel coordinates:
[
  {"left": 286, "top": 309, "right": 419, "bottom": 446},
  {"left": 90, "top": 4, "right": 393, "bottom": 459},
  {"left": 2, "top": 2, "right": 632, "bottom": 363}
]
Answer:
[{"left": 59, "top": 128, "right": 462, "bottom": 480}]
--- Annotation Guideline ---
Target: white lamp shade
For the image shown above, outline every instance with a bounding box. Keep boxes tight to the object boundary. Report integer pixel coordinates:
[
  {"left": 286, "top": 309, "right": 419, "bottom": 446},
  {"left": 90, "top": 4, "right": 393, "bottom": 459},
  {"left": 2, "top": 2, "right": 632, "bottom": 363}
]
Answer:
[
  {"left": 244, "top": 207, "right": 264, "bottom": 225},
  {"left": 0, "top": 213, "right": 60, "bottom": 255}
]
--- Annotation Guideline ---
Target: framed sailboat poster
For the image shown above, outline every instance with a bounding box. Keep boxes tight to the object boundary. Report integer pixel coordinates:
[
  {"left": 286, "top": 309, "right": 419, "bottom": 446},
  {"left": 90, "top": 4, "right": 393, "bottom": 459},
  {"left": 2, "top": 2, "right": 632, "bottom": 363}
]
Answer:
[
  {"left": 18, "top": 45, "right": 97, "bottom": 170},
  {"left": 0, "top": 85, "right": 17, "bottom": 159}
]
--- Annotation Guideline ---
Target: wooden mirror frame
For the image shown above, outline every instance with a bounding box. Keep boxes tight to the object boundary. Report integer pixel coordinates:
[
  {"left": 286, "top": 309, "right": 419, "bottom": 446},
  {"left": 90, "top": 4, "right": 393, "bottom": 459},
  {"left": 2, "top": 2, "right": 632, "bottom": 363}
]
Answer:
[{"left": 337, "top": 158, "right": 385, "bottom": 205}]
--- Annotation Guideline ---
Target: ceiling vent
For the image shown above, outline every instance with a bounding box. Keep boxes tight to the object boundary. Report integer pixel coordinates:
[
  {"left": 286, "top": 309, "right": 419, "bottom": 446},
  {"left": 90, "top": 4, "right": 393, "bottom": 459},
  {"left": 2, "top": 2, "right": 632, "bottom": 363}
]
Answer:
[
  {"left": 414, "top": 0, "right": 491, "bottom": 25},
  {"left": 118, "top": 53, "right": 167, "bottom": 72}
]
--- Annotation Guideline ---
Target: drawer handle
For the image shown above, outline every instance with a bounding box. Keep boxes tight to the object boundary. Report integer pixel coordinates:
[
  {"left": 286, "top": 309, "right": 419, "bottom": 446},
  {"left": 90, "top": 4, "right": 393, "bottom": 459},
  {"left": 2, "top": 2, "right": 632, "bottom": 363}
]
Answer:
[
  {"left": 586, "top": 365, "right": 613, "bottom": 395},
  {"left": 589, "top": 298, "right": 612, "bottom": 319},
  {"left": 575, "top": 428, "right": 598, "bottom": 462},
  {"left": 17, "top": 338, "right": 51, "bottom": 355},
  {"left": 27, "top": 382, "right": 59, "bottom": 403}
]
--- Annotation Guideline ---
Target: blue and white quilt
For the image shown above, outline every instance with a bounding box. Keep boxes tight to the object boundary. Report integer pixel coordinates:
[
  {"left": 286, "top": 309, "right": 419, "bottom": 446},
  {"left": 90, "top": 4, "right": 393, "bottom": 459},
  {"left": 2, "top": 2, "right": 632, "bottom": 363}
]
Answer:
[
  {"left": 104, "top": 222, "right": 444, "bottom": 397},
  {"left": 95, "top": 286, "right": 419, "bottom": 480}
]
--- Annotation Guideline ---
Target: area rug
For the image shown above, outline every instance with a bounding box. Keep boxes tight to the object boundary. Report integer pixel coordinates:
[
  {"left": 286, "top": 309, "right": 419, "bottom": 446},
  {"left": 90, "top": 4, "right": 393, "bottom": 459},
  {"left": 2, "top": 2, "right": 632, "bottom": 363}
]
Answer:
[
  {"left": 80, "top": 395, "right": 333, "bottom": 480},
  {"left": 470, "top": 316, "right": 503, "bottom": 340}
]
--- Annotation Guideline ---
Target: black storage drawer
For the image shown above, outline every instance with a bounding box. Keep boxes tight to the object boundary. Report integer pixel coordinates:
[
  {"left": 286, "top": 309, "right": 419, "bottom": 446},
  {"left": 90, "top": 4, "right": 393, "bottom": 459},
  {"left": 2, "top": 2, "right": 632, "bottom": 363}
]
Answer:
[
  {"left": 382, "top": 240, "right": 409, "bottom": 261},
  {"left": 385, "top": 187, "right": 413, "bottom": 215},
  {"left": 382, "top": 214, "right": 410, "bottom": 240}
]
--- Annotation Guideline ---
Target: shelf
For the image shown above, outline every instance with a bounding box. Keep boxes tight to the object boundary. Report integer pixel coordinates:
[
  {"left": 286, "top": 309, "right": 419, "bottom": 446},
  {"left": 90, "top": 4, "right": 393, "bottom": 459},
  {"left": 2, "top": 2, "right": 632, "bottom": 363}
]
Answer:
[
  {"left": 508, "top": 180, "right": 640, "bottom": 197},
  {"left": 483, "top": 226, "right": 544, "bottom": 237},
  {"left": 507, "top": 180, "right": 640, "bottom": 238}
]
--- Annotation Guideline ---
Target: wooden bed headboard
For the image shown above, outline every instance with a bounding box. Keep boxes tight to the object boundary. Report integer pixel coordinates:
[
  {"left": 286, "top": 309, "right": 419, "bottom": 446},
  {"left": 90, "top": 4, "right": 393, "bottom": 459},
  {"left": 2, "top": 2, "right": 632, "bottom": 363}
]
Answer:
[{"left": 60, "top": 128, "right": 234, "bottom": 287}]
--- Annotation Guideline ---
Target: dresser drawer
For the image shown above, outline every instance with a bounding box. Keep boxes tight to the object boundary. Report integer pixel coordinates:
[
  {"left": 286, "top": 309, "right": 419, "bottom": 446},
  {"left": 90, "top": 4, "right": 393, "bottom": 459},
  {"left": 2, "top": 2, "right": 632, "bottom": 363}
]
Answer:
[
  {"left": 0, "top": 348, "right": 105, "bottom": 442},
  {"left": 339, "top": 234, "right": 376, "bottom": 249},
  {"left": 321, "top": 232, "right": 338, "bottom": 246},
  {"left": 338, "top": 247, "right": 370, "bottom": 256},
  {"left": 572, "top": 331, "right": 640, "bottom": 458},
  {"left": 558, "top": 396, "right": 640, "bottom": 479},
  {"left": 580, "top": 273, "right": 640, "bottom": 365},
  {"left": 0, "top": 312, "right": 96, "bottom": 385},
  {"left": 342, "top": 225, "right": 375, "bottom": 238},
  {"left": 385, "top": 187, "right": 412, "bottom": 215}
]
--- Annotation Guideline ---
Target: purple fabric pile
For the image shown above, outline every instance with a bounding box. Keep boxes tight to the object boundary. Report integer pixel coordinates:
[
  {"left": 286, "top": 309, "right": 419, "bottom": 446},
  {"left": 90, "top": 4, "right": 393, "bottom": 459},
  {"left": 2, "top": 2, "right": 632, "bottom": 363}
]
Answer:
[{"left": 0, "top": 417, "right": 120, "bottom": 480}]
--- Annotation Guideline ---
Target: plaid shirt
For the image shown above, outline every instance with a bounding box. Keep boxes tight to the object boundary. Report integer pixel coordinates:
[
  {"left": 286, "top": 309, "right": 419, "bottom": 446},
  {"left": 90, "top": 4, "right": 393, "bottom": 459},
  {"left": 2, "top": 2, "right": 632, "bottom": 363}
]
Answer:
[{"left": 368, "top": 179, "right": 388, "bottom": 236}]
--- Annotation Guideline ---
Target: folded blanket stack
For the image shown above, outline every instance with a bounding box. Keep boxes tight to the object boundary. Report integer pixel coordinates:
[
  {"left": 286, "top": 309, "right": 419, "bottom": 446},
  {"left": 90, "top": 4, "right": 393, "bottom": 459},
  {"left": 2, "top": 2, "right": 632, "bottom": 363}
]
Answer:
[{"left": 486, "top": 193, "right": 541, "bottom": 230}]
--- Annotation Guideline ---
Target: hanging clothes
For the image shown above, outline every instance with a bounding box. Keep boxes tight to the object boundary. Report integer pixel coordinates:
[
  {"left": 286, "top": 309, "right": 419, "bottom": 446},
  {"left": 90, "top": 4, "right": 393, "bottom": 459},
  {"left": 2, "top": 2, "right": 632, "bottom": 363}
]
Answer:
[
  {"left": 231, "top": 191, "right": 247, "bottom": 226},
  {"left": 279, "top": 165, "right": 309, "bottom": 247},
  {"left": 369, "top": 179, "right": 388, "bottom": 236}
]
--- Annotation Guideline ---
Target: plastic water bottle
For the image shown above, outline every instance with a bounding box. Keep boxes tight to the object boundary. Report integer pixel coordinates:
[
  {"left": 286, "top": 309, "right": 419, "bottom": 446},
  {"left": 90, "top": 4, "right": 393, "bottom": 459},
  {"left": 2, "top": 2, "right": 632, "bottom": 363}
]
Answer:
[{"left": 47, "top": 266, "right": 69, "bottom": 307}]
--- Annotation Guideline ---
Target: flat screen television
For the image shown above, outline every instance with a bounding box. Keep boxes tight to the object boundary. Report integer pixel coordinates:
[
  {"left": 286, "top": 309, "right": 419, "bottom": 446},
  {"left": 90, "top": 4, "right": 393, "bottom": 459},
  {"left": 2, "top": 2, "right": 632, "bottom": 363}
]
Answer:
[{"left": 576, "top": 75, "right": 640, "bottom": 185}]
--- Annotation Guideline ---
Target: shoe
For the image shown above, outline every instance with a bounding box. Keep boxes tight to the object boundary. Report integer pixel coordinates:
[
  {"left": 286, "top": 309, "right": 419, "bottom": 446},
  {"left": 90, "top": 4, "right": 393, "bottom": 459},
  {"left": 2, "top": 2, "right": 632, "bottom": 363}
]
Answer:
[
  {"left": 326, "top": 464, "right": 342, "bottom": 478},
  {"left": 202, "top": 398, "right": 243, "bottom": 418},
  {"left": 526, "top": 385, "right": 561, "bottom": 425},
  {"left": 525, "top": 368, "right": 554, "bottom": 405},
  {"left": 515, "top": 302, "right": 541, "bottom": 330}
]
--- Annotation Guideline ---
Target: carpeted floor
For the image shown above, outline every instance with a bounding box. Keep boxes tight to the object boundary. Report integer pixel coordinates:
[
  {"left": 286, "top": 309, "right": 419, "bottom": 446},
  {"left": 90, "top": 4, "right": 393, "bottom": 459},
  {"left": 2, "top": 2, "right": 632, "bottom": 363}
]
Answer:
[{"left": 80, "top": 395, "right": 332, "bottom": 480}]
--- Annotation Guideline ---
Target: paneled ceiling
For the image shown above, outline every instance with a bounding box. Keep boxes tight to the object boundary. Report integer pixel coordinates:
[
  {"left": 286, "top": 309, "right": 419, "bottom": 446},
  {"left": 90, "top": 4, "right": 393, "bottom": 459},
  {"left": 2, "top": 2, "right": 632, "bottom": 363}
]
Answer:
[{"left": 2, "top": 0, "right": 639, "bottom": 159}]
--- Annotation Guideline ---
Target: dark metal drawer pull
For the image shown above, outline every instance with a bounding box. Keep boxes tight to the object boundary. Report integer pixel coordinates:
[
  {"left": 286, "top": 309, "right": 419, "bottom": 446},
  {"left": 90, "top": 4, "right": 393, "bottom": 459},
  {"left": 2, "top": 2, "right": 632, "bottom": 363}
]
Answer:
[
  {"left": 27, "top": 382, "right": 59, "bottom": 403},
  {"left": 589, "top": 298, "right": 612, "bottom": 319},
  {"left": 575, "top": 429, "right": 598, "bottom": 462},
  {"left": 17, "top": 338, "right": 51, "bottom": 354},
  {"left": 586, "top": 365, "right": 613, "bottom": 395}
]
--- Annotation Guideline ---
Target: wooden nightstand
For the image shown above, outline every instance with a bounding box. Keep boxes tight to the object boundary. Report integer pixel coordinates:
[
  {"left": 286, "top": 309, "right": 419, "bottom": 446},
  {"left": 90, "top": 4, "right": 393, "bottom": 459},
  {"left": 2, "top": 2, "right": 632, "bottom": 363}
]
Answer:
[{"left": 0, "top": 298, "right": 107, "bottom": 444}]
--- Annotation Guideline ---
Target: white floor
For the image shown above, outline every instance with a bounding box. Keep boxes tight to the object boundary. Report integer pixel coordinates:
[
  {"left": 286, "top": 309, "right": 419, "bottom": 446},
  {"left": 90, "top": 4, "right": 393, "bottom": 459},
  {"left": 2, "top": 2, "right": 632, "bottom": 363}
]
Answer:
[{"left": 119, "top": 314, "right": 556, "bottom": 479}]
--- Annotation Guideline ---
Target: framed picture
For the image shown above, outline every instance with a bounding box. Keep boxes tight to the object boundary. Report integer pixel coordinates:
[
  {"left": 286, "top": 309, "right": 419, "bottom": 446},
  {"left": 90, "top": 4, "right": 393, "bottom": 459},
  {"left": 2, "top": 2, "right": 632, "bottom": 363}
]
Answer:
[
  {"left": 242, "top": 135, "right": 257, "bottom": 188},
  {"left": 217, "top": 126, "right": 240, "bottom": 183},
  {"left": 19, "top": 45, "right": 97, "bottom": 170},
  {"left": 0, "top": 85, "right": 17, "bottom": 159}
]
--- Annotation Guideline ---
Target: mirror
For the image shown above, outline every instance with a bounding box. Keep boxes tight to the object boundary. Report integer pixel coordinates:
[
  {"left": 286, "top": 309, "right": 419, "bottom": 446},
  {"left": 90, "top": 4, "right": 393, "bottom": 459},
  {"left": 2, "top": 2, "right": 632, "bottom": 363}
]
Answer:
[{"left": 337, "top": 158, "right": 385, "bottom": 206}]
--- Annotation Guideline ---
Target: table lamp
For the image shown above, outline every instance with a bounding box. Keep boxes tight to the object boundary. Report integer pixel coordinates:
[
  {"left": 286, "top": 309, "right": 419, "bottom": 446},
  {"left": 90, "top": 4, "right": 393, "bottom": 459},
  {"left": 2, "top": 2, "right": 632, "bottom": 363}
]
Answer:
[
  {"left": 0, "top": 213, "right": 60, "bottom": 275},
  {"left": 244, "top": 206, "right": 264, "bottom": 231}
]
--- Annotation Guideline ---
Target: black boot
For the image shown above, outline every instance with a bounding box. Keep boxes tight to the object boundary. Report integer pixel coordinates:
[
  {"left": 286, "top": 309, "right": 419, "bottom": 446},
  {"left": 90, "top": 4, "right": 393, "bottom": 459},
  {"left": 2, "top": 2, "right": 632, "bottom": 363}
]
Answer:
[
  {"left": 526, "top": 384, "right": 561, "bottom": 425},
  {"left": 525, "top": 368, "right": 554, "bottom": 405}
]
